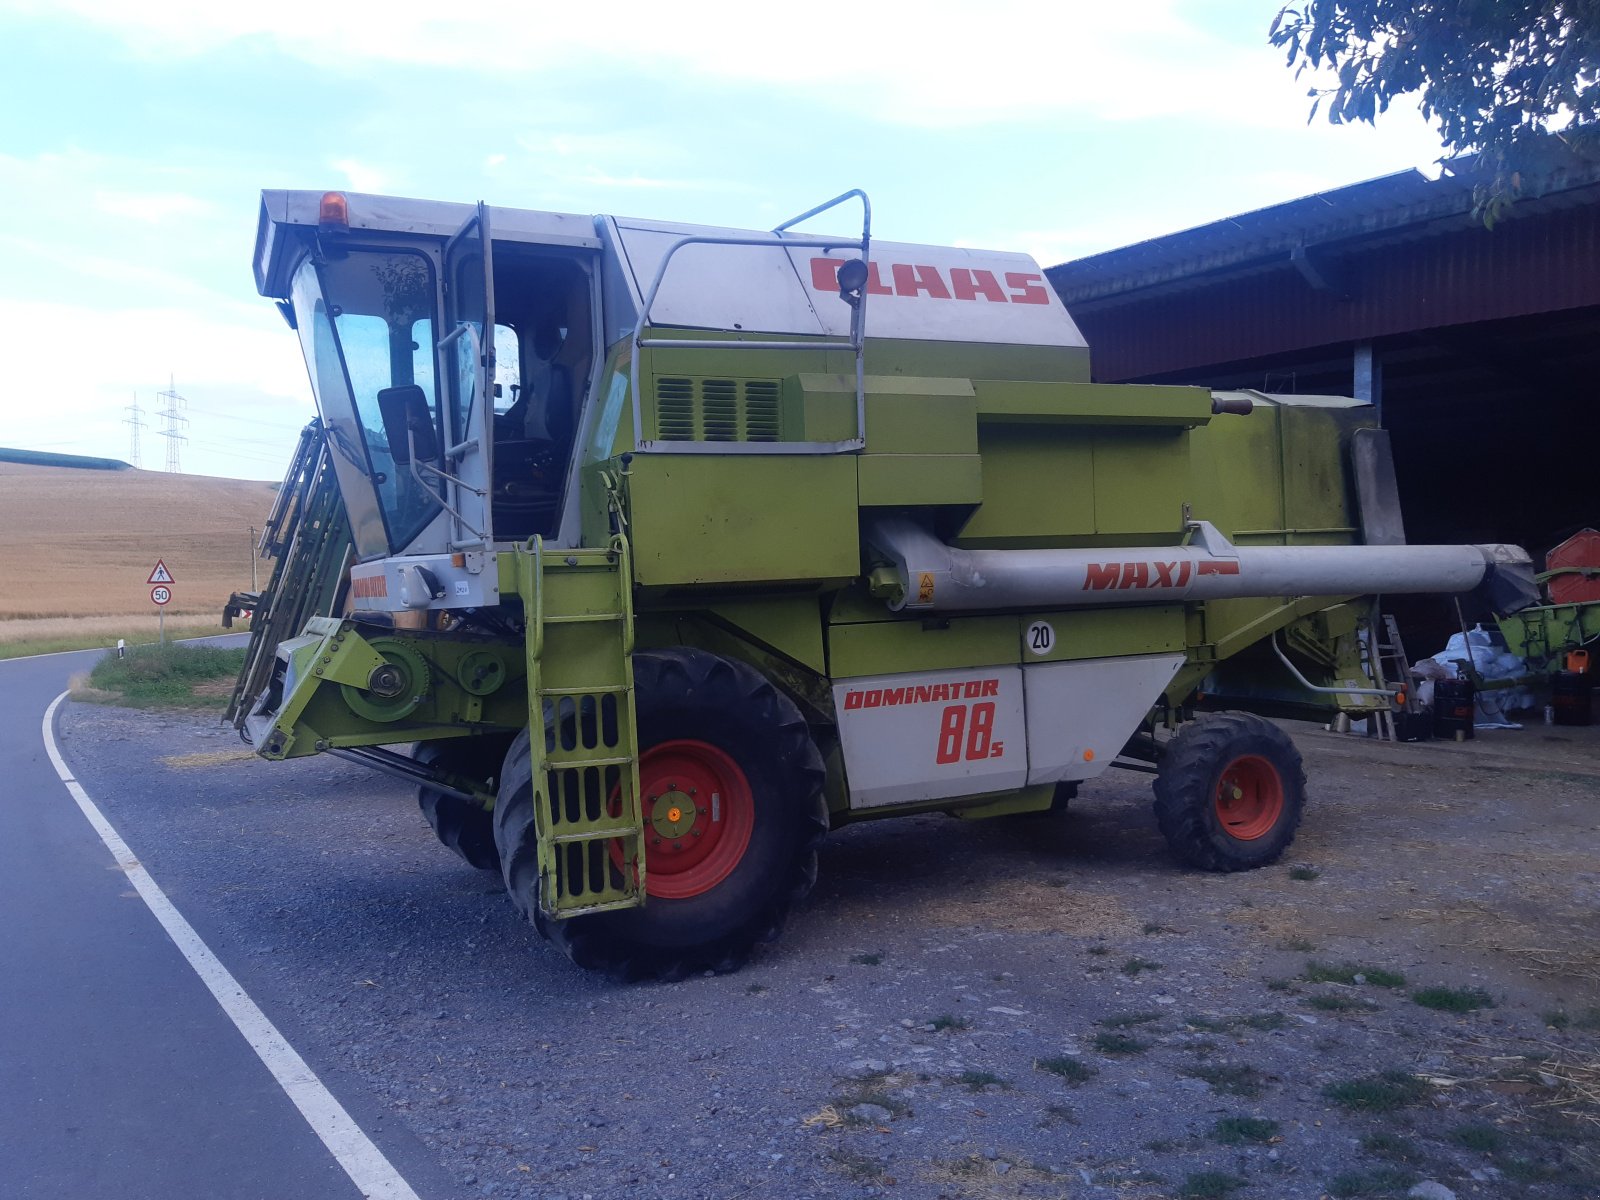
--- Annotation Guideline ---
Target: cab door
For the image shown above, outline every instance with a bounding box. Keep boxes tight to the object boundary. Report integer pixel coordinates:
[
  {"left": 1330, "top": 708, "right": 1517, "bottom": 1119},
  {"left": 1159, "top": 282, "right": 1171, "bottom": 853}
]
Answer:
[{"left": 439, "top": 203, "right": 497, "bottom": 548}]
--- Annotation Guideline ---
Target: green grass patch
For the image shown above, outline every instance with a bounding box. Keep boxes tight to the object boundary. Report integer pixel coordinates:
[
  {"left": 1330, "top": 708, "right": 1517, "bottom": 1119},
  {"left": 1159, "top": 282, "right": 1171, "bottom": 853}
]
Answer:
[
  {"left": 1184, "top": 1014, "right": 1234, "bottom": 1033},
  {"left": 1289, "top": 865, "right": 1321, "bottom": 881},
  {"left": 1092, "top": 1031, "right": 1149, "bottom": 1055},
  {"left": 1411, "top": 985, "right": 1494, "bottom": 1013},
  {"left": 1097, "top": 1011, "right": 1163, "bottom": 1029},
  {"left": 0, "top": 623, "right": 232, "bottom": 660},
  {"left": 1086, "top": 944, "right": 1110, "bottom": 956},
  {"left": 1183, "top": 1064, "right": 1266, "bottom": 1097},
  {"left": 929, "top": 1013, "right": 971, "bottom": 1032},
  {"left": 1324, "top": 1070, "right": 1429, "bottom": 1113},
  {"left": 1179, "top": 1171, "right": 1245, "bottom": 1198},
  {"left": 849, "top": 952, "right": 883, "bottom": 966},
  {"left": 1121, "top": 956, "right": 1163, "bottom": 976},
  {"left": 1449, "top": 1123, "right": 1503, "bottom": 1153},
  {"left": 1035, "top": 1055, "right": 1096, "bottom": 1084},
  {"left": 745, "top": 982, "right": 767, "bottom": 995},
  {"left": 1265, "top": 977, "right": 1296, "bottom": 993},
  {"left": 81, "top": 643, "right": 246, "bottom": 710},
  {"left": 1327, "top": 1166, "right": 1418, "bottom": 1197},
  {"left": 1211, "top": 1116, "right": 1280, "bottom": 1145},
  {"left": 1142, "top": 922, "right": 1171, "bottom": 935},
  {"left": 1279, "top": 937, "right": 1316, "bottom": 952},
  {"left": 1305, "top": 961, "right": 1406, "bottom": 988}
]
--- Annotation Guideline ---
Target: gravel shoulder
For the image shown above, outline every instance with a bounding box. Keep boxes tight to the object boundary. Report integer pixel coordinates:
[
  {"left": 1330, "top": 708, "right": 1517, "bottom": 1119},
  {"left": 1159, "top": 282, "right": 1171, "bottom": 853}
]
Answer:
[{"left": 56, "top": 702, "right": 1600, "bottom": 1200}]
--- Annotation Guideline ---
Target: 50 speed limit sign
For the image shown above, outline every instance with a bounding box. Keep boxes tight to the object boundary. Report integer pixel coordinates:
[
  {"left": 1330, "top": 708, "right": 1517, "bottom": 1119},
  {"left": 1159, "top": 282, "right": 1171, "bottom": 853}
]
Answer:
[{"left": 150, "top": 585, "right": 172, "bottom": 606}]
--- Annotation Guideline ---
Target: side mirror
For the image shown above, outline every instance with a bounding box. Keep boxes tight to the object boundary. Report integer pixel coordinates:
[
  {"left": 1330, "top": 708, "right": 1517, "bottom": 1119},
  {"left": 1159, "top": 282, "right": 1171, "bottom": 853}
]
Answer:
[{"left": 376, "top": 385, "right": 439, "bottom": 466}]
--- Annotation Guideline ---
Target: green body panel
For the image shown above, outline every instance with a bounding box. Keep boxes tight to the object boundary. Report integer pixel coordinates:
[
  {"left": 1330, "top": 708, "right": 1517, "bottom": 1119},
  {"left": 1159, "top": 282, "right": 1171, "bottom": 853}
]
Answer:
[
  {"left": 1495, "top": 601, "right": 1600, "bottom": 672},
  {"left": 1024, "top": 606, "right": 1188, "bottom": 663},
  {"left": 254, "top": 621, "right": 528, "bottom": 760},
  {"left": 975, "top": 380, "right": 1211, "bottom": 428},
  {"left": 827, "top": 614, "right": 1018, "bottom": 678},
  {"left": 701, "top": 596, "right": 827, "bottom": 675},
  {"left": 626, "top": 453, "right": 860, "bottom": 588}
]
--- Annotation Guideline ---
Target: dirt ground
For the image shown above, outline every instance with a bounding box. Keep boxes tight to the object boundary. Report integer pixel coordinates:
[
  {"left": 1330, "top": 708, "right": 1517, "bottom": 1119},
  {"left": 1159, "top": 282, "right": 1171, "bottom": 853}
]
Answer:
[
  {"left": 59, "top": 704, "right": 1600, "bottom": 1200},
  {"left": 0, "top": 462, "right": 277, "bottom": 619}
]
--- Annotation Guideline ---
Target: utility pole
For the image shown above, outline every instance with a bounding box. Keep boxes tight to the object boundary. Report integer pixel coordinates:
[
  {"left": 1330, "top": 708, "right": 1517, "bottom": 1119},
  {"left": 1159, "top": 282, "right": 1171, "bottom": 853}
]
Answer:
[
  {"left": 123, "top": 393, "right": 146, "bottom": 468},
  {"left": 155, "top": 375, "right": 189, "bottom": 474}
]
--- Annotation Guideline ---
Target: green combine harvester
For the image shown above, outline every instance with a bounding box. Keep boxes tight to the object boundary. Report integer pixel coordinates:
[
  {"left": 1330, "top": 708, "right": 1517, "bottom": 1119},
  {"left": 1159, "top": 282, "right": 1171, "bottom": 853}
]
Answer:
[{"left": 227, "top": 188, "right": 1538, "bottom": 980}]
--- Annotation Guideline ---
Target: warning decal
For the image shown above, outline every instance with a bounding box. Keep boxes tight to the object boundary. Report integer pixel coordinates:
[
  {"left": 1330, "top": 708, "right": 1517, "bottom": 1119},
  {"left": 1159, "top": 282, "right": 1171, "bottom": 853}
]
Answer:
[
  {"left": 917, "top": 572, "right": 935, "bottom": 604},
  {"left": 147, "top": 559, "right": 175, "bottom": 584}
]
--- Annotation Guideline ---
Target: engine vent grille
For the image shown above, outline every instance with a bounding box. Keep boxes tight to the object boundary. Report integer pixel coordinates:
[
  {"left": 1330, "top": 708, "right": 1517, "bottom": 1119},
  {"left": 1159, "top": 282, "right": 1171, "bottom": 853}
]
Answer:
[{"left": 654, "top": 378, "right": 782, "bottom": 442}]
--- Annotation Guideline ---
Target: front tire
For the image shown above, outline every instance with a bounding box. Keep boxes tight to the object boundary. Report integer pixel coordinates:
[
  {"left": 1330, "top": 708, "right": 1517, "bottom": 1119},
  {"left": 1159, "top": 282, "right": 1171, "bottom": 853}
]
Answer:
[
  {"left": 496, "top": 648, "right": 827, "bottom": 980},
  {"left": 1152, "top": 712, "right": 1305, "bottom": 872},
  {"left": 414, "top": 736, "right": 512, "bottom": 871}
]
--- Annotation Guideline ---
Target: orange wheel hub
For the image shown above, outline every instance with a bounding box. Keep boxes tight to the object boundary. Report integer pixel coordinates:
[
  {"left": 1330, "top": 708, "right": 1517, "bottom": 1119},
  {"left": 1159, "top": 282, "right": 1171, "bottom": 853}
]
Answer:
[
  {"left": 1213, "top": 754, "right": 1285, "bottom": 841},
  {"left": 610, "top": 740, "right": 754, "bottom": 900}
]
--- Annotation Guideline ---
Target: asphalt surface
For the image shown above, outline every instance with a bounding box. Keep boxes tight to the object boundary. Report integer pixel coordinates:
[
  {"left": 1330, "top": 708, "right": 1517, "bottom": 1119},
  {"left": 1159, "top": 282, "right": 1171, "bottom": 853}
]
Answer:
[
  {"left": 0, "top": 645, "right": 453, "bottom": 1200},
  {"left": 6, "top": 652, "right": 1597, "bottom": 1199}
]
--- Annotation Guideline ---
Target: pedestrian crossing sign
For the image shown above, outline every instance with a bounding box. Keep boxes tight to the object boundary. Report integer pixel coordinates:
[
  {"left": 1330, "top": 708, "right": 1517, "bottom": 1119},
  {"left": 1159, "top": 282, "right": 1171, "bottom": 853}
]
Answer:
[{"left": 147, "top": 559, "right": 175, "bottom": 585}]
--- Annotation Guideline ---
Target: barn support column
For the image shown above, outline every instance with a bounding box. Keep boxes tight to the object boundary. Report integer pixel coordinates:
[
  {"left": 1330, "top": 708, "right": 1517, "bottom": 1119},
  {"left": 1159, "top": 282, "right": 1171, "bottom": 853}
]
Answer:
[{"left": 1353, "top": 341, "right": 1383, "bottom": 423}]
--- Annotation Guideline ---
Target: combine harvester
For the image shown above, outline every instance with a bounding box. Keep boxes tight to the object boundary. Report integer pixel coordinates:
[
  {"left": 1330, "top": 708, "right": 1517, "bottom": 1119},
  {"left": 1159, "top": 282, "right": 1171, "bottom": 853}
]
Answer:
[{"left": 227, "top": 189, "right": 1536, "bottom": 979}]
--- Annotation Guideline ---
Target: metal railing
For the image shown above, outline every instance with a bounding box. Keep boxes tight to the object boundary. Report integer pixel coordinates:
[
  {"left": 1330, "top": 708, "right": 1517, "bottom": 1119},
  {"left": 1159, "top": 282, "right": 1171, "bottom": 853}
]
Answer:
[{"left": 629, "top": 189, "right": 872, "bottom": 455}]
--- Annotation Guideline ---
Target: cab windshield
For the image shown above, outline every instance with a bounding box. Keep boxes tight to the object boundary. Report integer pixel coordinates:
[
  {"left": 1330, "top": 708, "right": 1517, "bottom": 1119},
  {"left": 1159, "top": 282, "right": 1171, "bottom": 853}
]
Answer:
[{"left": 290, "top": 250, "right": 442, "bottom": 556}]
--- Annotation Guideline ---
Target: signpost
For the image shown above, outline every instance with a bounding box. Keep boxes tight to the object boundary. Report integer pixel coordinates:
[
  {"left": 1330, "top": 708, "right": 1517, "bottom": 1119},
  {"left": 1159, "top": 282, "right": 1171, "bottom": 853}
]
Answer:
[{"left": 148, "top": 560, "right": 175, "bottom": 644}]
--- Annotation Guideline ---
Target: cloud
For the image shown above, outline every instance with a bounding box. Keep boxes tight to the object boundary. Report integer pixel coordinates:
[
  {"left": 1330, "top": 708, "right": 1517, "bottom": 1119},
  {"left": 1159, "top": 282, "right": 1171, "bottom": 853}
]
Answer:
[
  {"left": 331, "top": 158, "right": 390, "bottom": 193},
  {"left": 93, "top": 190, "right": 217, "bottom": 223},
  {"left": 0, "top": 1, "right": 1445, "bottom": 133}
]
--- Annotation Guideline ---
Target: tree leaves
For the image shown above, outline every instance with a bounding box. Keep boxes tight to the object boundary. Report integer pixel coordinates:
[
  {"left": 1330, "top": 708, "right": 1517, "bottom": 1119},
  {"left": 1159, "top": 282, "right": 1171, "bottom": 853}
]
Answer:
[{"left": 1270, "top": 1, "right": 1600, "bottom": 218}]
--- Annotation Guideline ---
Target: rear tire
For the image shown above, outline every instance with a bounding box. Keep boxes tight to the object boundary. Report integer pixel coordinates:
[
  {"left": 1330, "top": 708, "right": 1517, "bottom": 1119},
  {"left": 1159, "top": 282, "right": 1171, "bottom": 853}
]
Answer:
[
  {"left": 496, "top": 648, "right": 827, "bottom": 980},
  {"left": 414, "top": 736, "right": 512, "bottom": 872},
  {"left": 1152, "top": 712, "right": 1305, "bottom": 872}
]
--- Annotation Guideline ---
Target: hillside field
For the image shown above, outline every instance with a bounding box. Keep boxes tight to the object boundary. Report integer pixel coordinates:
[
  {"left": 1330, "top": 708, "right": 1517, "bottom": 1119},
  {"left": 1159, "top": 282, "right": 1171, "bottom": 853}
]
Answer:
[{"left": 0, "top": 462, "right": 279, "bottom": 633}]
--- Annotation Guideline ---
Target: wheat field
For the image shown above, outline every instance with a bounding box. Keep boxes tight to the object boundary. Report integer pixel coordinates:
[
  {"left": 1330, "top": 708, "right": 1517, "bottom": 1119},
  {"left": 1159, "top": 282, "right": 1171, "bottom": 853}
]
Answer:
[{"left": 0, "top": 462, "right": 281, "bottom": 626}]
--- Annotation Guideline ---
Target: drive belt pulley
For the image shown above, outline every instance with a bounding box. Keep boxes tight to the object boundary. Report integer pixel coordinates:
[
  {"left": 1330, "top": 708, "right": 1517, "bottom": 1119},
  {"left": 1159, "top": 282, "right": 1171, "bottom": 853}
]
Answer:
[{"left": 341, "top": 638, "right": 431, "bottom": 722}]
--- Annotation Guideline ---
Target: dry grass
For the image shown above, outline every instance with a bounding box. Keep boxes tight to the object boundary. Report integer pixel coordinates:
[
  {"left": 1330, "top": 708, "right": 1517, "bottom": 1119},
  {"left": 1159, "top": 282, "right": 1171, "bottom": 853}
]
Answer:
[
  {"left": 923, "top": 879, "right": 1139, "bottom": 936},
  {"left": 0, "top": 462, "right": 277, "bottom": 620}
]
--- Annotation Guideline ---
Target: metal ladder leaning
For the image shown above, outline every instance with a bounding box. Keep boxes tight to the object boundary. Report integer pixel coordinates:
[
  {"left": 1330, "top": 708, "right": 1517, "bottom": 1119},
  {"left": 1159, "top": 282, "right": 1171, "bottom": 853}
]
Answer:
[
  {"left": 518, "top": 535, "right": 645, "bottom": 918},
  {"left": 1364, "top": 605, "right": 1415, "bottom": 741}
]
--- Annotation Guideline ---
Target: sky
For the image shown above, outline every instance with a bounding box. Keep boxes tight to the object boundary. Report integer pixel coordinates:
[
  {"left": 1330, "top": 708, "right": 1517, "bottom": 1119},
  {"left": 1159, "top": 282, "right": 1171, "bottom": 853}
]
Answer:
[{"left": 0, "top": 1, "right": 1449, "bottom": 481}]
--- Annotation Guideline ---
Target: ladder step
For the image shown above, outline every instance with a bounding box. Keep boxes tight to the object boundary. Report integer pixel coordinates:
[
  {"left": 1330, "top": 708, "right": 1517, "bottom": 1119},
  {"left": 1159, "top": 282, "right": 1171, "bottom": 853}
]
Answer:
[
  {"left": 541, "top": 685, "right": 629, "bottom": 697},
  {"left": 545, "top": 753, "right": 636, "bottom": 769},
  {"left": 543, "top": 612, "right": 624, "bottom": 625},
  {"left": 550, "top": 827, "right": 640, "bottom": 844}
]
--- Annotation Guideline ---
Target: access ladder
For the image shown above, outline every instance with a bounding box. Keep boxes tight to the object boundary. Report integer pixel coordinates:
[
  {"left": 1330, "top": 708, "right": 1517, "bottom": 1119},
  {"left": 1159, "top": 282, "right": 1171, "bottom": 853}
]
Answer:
[{"left": 516, "top": 536, "right": 645, "bottom": 918}]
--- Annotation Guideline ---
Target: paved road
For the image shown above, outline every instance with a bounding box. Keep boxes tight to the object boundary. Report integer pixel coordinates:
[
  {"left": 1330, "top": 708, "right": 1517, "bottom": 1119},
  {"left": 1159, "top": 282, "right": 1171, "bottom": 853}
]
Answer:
[{"left": 0, "top": 645, "right": 438, "bottom": 1199}]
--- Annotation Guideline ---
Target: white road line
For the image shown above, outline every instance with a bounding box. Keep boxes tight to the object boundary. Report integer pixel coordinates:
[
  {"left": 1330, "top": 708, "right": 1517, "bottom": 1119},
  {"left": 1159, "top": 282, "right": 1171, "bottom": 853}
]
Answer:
[{"left": 40, "top": 691, "right": 422, "bottom": 1200}]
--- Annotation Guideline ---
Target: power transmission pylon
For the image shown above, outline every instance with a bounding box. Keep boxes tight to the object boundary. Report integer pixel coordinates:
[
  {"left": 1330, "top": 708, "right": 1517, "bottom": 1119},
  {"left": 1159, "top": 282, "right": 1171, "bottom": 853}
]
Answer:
[
  {"left": 155, "top": 375, "right": 189, "bottom": 474},
  {"left": 124, "top": 393, "right": 147, "bottom": 468}
]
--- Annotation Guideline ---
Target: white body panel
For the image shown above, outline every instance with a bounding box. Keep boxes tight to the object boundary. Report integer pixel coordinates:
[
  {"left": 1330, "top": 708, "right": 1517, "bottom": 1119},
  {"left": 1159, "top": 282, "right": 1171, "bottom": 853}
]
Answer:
[
  {"left": 834, "top": 666, "right": 1028, "bottom": 809},
  {"left": 609, "top": 219, "right": 1086, "bottom": 348},
  {"left": 1023, "top": 654, "right": 1187, "bottom": 784}
]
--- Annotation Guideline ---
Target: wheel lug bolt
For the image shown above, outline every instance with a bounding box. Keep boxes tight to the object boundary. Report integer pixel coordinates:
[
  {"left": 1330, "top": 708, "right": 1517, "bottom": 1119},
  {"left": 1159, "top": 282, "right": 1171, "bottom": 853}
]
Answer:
[
  {"left": 692, "top": 829, "right": 702, "bottom": 837},
  {"left": 652, "top": 837, "right": 662, "bottom": 846},
  {"left": 696, "top": 806, "right": 706, "bottom": 815},
  {"left": 674, "top": 841, "right": 683, "bottom": 850}
]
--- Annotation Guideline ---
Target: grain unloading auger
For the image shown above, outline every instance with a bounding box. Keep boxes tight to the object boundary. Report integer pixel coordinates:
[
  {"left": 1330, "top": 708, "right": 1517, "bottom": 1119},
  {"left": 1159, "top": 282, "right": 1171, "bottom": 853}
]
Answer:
[{"left": 226, "top": 187, "right": 1534, "bottom": 979}]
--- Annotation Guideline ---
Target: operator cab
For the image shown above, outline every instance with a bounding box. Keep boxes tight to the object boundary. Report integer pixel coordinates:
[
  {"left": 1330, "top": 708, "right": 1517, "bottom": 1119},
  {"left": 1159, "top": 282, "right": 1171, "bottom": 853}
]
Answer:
[{"left": 255, "top": 190, "right": 601, "bottom": 570}]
